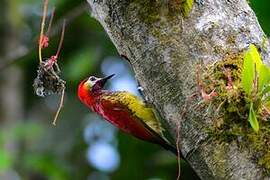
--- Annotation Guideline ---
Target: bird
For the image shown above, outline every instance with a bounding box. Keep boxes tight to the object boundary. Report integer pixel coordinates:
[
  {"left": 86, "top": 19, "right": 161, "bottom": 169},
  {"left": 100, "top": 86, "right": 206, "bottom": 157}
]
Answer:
[{"left": 78, "top": 74, "right": 177, "bottom": 155}]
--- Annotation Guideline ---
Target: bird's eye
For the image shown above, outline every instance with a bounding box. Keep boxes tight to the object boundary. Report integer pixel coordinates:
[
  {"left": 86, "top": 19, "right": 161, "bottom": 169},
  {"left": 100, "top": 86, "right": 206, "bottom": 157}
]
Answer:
[{"left": 89, "top": 77, "right": 96, "bottom": 81}]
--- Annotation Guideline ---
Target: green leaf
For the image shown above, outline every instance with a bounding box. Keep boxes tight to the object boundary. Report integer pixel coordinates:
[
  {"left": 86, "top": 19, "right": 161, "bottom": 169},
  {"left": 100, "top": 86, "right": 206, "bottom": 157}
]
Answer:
[
  {"left": 249, "top": 44, "right": 263, "bottom": 69},
  {"left": 241, "top": 44, "right": 264, "bottom": 96},
  {"left": 248, "top": 103, "right": 259, "bottom": 132},
  {"left": 181, "top": 0, "right": 193, "bottom": 17},
  {"left": 262, "top": 85, "right": 270, "bottom": 95},
  {"left": 258, "top": 64, "right": 270, "bottom": 93},
  {"left": 241, "top": 49, "right": 255, "bottom": 96}
]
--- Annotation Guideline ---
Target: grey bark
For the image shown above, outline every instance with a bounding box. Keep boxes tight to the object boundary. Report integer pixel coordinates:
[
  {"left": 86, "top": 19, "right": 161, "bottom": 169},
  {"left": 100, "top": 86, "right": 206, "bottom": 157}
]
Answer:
[{"left": 87, "top": 0, "right": 270, "bottom": 179}]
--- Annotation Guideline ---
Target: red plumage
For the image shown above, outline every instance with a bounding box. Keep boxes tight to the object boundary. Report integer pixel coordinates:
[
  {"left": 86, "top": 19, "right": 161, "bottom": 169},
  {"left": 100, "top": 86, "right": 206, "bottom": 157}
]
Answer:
[
  {"left": 78, "top": 79, "right": 155, "bottom": 142},
  {"left": 78, "top": 75, "right": 177, "bottom": 155}
]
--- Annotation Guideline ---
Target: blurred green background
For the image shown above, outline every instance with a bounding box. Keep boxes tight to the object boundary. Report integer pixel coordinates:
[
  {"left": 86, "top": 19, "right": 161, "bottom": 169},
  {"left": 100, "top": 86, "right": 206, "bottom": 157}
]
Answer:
[{"left": 0, "top": 0, "right": 269, "bottom": 180}]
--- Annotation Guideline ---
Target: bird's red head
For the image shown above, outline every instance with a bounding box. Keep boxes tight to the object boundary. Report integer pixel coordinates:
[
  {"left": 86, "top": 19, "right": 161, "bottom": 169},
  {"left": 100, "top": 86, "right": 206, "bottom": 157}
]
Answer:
[{"left": 78, "top": 74, "right": 115, "bottom": 106}]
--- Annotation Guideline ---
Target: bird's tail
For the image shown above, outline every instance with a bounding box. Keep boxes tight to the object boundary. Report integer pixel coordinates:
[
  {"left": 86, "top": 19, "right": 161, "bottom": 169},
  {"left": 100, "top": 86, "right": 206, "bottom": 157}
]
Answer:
[
  {"left": 154, "top": 136, "right": 184, "bottom": 158},
  {"left": 139, "top": 116, "right": 183, "bottom": 157},
  {"left": 160, "top": 141, "right": 178, "bottom": 155}
]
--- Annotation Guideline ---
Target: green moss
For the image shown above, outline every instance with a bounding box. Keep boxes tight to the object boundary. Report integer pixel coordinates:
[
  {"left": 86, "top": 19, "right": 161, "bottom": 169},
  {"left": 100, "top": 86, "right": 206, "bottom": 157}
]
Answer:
[
  {"left": 211, "top": 143, "right": 227, "bottom": 177},
  {"left": 129, "top": 0, "right": 192, "bottom": 24},
  {"left": 209, "top": 122, "right": 270, "bottom": 174},
  {"left": 200, "top": 53, "right": 270, "bottom": 174},
  {"left": 259, "top": 152, "right": 270, "bottom": 170},
  {"left": 134, "top": 0, "right": 161, "bottom": 24},
  {"left": 201, "top": 53, "right": 246, "bottom": 115}
]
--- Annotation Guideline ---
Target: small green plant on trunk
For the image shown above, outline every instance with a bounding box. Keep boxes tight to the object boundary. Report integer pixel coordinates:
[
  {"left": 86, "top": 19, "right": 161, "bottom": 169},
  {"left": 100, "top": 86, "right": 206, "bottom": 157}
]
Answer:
[{"left": 241, "top": 44, "right": 270, "bottom": 132}]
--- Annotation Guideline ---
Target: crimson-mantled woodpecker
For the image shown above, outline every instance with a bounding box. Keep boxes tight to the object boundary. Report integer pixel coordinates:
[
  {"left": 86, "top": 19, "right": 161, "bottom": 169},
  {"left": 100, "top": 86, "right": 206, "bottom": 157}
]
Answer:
[{"left": 78, "top": 74, "right": 177, "bottom": 154}]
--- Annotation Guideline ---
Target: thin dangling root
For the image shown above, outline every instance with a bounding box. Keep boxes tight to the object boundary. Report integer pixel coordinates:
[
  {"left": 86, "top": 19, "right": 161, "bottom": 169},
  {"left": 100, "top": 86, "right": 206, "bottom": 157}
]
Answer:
[
  {"left": 46, "top": 7, "right": 55, "bottom": 36},
  {"left": 34, "top": 0, "right": 66, "bottom": 126},
  {"left": 39, "top": 0, "right": 48, "bottom": 64},
  {"left": 176, "top": 121, "right": 181, "bottom": 180},
  {"left": 55, "top": 19, "right": 66, "bottom": 58},
  {"left": 175, "top": 97, "right": 193, "bottom": 180},
  {"left": 52, "top": 87, "right": 65, "bottom": 126}
]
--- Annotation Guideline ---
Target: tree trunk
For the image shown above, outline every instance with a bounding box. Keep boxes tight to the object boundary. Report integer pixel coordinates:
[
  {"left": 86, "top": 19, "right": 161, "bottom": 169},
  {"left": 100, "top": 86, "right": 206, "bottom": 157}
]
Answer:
[{"left": 86, "top": 0, "right": 270, "bottom": 179}]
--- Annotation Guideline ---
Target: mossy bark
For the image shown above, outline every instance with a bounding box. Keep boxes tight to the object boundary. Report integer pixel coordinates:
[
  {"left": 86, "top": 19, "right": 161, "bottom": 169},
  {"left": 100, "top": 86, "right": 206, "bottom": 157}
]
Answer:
[{"left": 87, "top": 0, "right": 270, "bottom": 179}]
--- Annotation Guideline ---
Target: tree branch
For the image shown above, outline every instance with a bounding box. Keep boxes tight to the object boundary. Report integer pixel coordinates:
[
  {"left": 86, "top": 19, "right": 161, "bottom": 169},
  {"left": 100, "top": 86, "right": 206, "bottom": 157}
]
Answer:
[{"left": 87, "top": 0, "right": 270, "bottom": 179}]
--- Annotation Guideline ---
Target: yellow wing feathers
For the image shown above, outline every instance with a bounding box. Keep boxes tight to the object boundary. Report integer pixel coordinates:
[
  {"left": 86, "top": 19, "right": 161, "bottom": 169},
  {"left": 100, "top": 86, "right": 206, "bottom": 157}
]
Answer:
[{"left": 102, "top": 91, "right": 164, "bottom": 135}]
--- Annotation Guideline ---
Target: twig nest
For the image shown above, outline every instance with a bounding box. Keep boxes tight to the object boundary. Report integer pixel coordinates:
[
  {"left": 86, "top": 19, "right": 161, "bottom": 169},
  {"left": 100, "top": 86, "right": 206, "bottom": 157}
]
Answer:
[{"left": 33, "top": 59, "right": 66, "bottom": 97}]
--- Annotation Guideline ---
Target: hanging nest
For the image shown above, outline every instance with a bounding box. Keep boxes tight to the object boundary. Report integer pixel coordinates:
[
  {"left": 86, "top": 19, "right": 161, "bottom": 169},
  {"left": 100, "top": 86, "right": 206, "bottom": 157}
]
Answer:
[
  {"left": 33, "top": 59, "right": 66, "bottom": 97},
  {"left": 32, "top": 0, "right": 66, "bottom": 126}
]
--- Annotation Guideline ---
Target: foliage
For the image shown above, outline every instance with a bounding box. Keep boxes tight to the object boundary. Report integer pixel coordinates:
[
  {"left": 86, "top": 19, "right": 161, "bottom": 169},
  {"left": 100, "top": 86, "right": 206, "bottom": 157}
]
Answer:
[
  {"left": 0, "top": 0, "right": 269, "bottom": 179},
  {"left": 181, "top": 0, "right": 194, "bottom": 17},
  {"left": 248, "top": 102, "right": 259, "bottom": 132},
  {"left": 250, "top": 0, "right": 270, "bottom": 35},
  {"left": 241, "top": 44, "right": 270, "bottom": 132},
  {"left": 198, "top": 44, "right": 270, "bottom": 172},
  {"left": 0, "top": 149, "right": 13, "bottom": 171},
  {"left": 241, "top": 45, "right": 258, "bottom": 96}
]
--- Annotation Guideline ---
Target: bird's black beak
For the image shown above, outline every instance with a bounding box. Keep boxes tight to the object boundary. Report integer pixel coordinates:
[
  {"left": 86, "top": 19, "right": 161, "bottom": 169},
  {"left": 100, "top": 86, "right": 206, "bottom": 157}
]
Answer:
[
  {"left": 99, "top": 74, "right": 115, "bottom": 87},
  {"left": 92, "top": 74, "right": 115, "bottom": 91}
]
